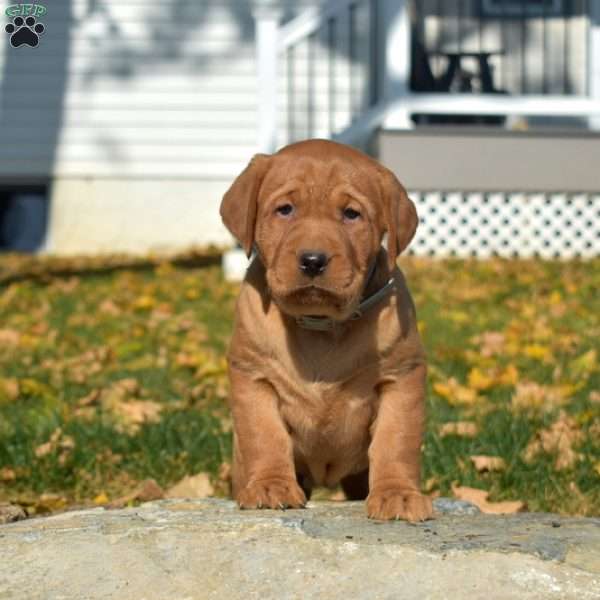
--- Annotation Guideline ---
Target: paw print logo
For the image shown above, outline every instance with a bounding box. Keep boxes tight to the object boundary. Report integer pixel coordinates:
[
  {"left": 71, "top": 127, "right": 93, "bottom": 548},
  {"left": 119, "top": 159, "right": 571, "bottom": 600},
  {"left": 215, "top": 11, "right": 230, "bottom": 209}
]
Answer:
[{"left": 5, "top": 16, "right": 45, "bottom": 48}]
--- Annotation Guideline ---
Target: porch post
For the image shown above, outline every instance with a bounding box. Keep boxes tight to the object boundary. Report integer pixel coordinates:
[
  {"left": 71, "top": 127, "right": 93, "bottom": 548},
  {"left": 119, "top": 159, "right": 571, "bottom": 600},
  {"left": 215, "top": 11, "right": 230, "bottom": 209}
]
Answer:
[
  {"left": 590, "top": 2, "right": 600, "bottom": 130},
  {"left": 381, "top": 0, "right": 412, "bottom": 129},
  {"left": 253, "top": 4, "right": 282, "bottom": 152},
  {"left": 223, "top": 3, "right": 281, "bottom": 282}
]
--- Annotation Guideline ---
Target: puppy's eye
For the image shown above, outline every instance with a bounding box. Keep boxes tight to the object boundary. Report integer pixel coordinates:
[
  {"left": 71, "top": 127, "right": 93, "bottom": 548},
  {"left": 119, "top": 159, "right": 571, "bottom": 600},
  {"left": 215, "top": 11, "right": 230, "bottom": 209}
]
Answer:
[
  {"left": 343, "top": 207, "right": 361, "bottom": 221},
  {"left": 275, "top": 203, "right": 294, "bottom": 216}
]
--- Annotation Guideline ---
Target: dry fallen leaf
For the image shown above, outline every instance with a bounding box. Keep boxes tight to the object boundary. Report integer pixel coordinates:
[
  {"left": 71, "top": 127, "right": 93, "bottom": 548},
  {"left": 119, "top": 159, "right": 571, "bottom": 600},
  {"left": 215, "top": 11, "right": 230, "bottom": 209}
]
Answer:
[
  {"left": 438, "top": 421, "right": 479, "bottom": 438},
  {"left": 99, "top": 299, "right": 121, "bottom": 315},
  {"left": 451, "top": 484, "right": 525, "bottom": 514},
  {"left": 511, "top": 381, "right": 575, "bottom": 412},
  {"left": 93, "top": 492, "right": 109, "bottom": 505},
  {"left": 136, "top": 479, "right": 165, "bottom": 502},
  {"left": 467, "top": 368, "right": 496, "bottom": 391},
  {"left": 166, "top": 473, "right": 214, "bottom": 499},
  {"left": 472, "top": 331, "right": 505, "bottom": 357},
  {"left": 470, "top": 455, "right": 506, "bottom": 473},
  {"left": 566, "top": 481, "right": 594, "bottom": 516},
  {"left": 52, "top": 276, "right": 80, "bottom": 294},
  {"left": 568, "top": 349, "right": 598, "bottom": 379},
  {"left": 522, "top": 410, "right": 584, "bottom": 470},
  {"left": 133, "top": 295, "right": 156, "bottom": 311},
  {"left": 33, "top": 427, "right": 76, "bottom": 465},
  {"left": 467, "top": 365, "right": 519, "bottom": 391},
  {"left": 511, "top": 382, "right": 546, "bottom": 410},
  {"left": 34, "top": 427, "right": 63, "bottom": 458},
  {"left": 0, "top": 329, "right": 20, "bottom": 346},
  {"left": 424, "top": 476, "right": 439, "bottom": 493},
  {"left": 218, "top": 462, "right": 232, "bottom": 484},
  {"left": 59, "top": 435, "right": 75, "bottom": 450},
  {"left": 77, "top": 389, "right": 101, "bottom": 407},
  {"left": 0, "top": 377, "right": 19, "bottom": 402},
  {"left": 219, "top": 415, "right": 233, "bottom": 434},
  {"left": 433, "top": 378, "right": 480, "bottom": 406},
  {"left": 108, "top": 479, "right": 165, "bottom": 508},
  {"left": 212, "top": 462, "right": 232, "bottom": 496},
  {"left": 328, "top": 489, "right": 347, "bottom": 502},
  {"left": 522, "top": 344, "right": 552, "bottom": 362},
  {"left": 34, "top": 441, "right": 54, "bottom": 458},
  {"left": 113, "top": 400, "right": 162, "bottom": 427},
  {"left": 34, "top": 493, "right": 68, "bottom": 513},
  {"left": 0, "top": 467, "right": 16, "bottom": 482},
  {"left": 98, "top": 378, "right": 162, "bottom": 433},
  {"left": 73, "top": 406, "right": 96, "bottom": 421},
  {"left": 114, "top": 378, "right": 140, "bottom": 395}
]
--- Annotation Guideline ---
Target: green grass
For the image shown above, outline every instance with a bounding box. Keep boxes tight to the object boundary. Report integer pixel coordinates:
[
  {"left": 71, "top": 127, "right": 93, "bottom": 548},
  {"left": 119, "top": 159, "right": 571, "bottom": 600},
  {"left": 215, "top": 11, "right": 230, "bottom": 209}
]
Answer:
[{"left": 0, "top": 255, "right": 598, "bottom": 516}]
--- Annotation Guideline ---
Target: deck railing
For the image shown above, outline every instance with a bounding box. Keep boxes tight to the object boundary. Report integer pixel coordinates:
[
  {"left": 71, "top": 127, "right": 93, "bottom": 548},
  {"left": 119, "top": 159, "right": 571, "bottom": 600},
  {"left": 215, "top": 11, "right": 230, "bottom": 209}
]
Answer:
[
  {"left": 226, "top": 1, "right": 600, "bottom": 271},
  {"left": 338, "top": 93, "right": 600, "bottom": 146},
  {"left": 255, "top": 0, "right": 600, "bottom": 150},
  {"left": 255, "top": 0, "right": 388, "bottom": 151}
]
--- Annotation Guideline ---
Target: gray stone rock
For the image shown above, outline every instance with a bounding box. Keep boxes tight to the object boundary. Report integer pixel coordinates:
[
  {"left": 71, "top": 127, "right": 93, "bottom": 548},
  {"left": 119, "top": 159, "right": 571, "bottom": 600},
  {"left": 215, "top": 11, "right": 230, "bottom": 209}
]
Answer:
[
  {"left": 0, "top": 498, "right": 599, "bottom": 600},
  {"left": 433, "top": 497, "right": 481, "bottom": 515}
]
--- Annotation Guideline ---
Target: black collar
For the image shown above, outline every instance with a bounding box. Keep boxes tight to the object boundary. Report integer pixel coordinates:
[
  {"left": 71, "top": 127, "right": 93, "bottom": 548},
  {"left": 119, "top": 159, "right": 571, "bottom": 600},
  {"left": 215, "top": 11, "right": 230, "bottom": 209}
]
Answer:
[{"left": 250, "top": 245, "right": 395, "bottom": 332}]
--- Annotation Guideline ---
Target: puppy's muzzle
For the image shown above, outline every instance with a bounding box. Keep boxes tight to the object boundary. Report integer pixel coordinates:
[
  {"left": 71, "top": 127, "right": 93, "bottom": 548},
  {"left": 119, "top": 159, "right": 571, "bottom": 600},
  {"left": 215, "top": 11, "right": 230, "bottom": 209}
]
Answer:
[{"left": 299, "top": 250, "right": 330, "bottom": 278}]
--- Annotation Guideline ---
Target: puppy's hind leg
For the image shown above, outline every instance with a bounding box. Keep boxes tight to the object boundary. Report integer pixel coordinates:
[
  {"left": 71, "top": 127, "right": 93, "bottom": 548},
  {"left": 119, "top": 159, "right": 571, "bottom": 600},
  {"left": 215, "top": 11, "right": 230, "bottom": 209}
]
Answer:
[
  {"left": 296, "top": 471, "right": 314, "bottom": 501},
  {"left": 341, "top": 469, "right": 369, "bottom": 500}
]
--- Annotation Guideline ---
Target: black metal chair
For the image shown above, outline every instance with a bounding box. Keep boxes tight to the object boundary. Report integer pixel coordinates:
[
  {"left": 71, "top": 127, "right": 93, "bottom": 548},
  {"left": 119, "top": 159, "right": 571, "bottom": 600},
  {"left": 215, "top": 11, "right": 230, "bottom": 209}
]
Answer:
[{"left": 410, "top": 37, "right": 507, "bottom": 126}]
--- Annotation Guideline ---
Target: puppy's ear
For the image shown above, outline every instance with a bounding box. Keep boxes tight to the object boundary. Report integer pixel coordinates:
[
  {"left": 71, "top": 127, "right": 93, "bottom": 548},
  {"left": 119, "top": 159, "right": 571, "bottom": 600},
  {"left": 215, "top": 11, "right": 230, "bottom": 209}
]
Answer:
[
  {"left": 220, "top": 154, "right": 271, "bottom": 257},
  {"left": 378, "top": 167, "right": 418, "bottom": 271}
]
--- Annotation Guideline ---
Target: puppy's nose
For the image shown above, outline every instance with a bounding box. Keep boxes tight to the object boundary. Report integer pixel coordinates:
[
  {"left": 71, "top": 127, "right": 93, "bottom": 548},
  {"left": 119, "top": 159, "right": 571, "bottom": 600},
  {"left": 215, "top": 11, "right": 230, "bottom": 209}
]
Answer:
[{"left": 299, "top": 251, "right": 329, "bottom": 278}]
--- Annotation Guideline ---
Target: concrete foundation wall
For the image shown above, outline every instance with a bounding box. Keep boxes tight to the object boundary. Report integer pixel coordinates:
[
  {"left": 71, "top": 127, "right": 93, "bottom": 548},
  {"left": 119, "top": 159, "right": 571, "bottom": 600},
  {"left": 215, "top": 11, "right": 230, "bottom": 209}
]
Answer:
[
  {"left": 378, "top": 128, "right": 600, "bottom": 193},
  {"left": 45, "top": 179, "right": 234, "bottom": 255}
]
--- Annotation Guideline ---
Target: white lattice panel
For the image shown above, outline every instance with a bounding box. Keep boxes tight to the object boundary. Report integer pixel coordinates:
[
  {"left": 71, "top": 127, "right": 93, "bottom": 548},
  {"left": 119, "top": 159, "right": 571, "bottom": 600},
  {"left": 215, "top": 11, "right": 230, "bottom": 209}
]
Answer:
[{"left": 410, "top": 192, "right": 600, "bottom": 258}]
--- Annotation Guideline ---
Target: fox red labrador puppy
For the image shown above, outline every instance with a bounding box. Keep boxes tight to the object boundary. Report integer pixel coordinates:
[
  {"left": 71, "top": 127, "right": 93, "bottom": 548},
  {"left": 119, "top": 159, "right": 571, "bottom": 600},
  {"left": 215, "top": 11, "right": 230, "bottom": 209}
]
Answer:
[{"left": 220, "top": 139, "right": 432, "bottom": 521}]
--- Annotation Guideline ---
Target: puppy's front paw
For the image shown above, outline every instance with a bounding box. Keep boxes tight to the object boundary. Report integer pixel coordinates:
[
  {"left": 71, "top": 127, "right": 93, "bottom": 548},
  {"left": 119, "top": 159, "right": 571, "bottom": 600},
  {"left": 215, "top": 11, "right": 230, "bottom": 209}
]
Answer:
[
  {"left": 367, "top": 487, "right": 433, "bottom": 522},
  {"left": 237, "top": 478, "right": 307, "bottom": 510}
]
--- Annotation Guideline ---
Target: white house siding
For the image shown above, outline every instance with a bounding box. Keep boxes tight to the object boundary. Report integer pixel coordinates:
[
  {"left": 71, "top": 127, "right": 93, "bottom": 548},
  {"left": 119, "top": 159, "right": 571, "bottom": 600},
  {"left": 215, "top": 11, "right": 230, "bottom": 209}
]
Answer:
[
  {"left": 0, "top": 0, "right": 321, "bottom": 254},
  {"left": 2, "top": 1, "right": 593, "bottom": 255}
]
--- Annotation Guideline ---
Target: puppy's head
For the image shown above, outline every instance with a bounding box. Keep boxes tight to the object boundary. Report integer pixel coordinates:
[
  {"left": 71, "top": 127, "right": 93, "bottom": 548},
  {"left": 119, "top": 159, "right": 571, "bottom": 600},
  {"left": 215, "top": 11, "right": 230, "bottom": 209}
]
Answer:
[{"left": 220, "top": 139, "right": 417, "bottom": 320}]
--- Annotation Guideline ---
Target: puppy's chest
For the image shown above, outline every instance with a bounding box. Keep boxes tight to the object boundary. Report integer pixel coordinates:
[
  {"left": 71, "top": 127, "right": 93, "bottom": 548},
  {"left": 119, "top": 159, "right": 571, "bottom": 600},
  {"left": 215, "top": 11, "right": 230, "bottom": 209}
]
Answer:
[{"left": 267, "top": 357, "right": 378, "bottom": 445}]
